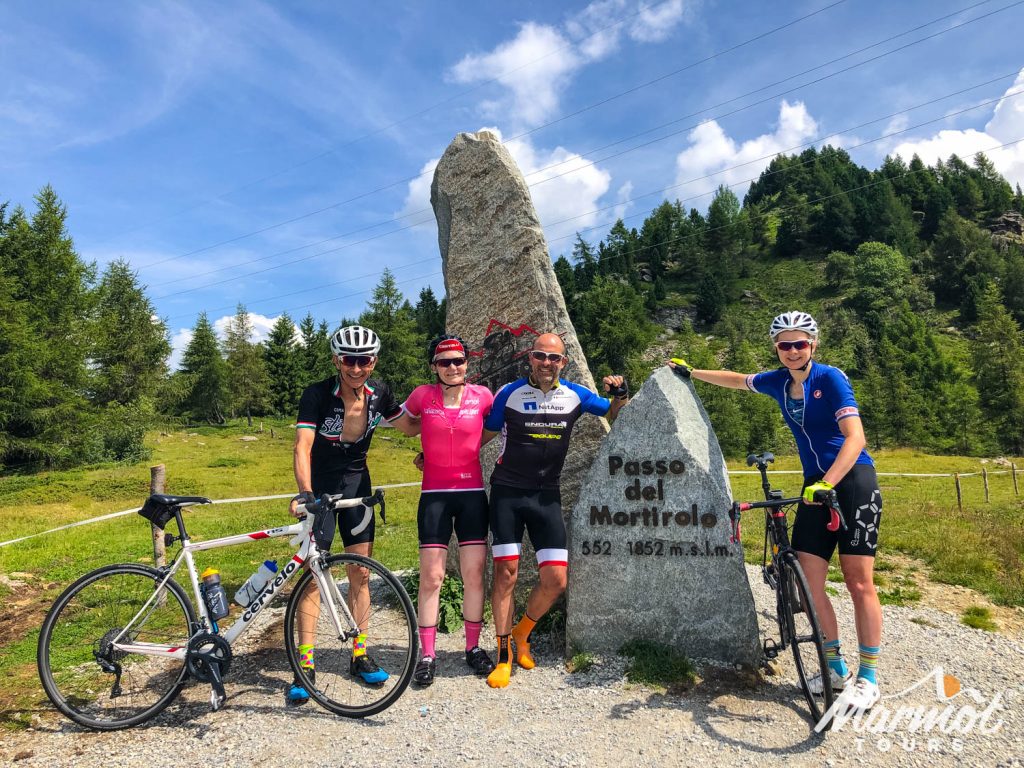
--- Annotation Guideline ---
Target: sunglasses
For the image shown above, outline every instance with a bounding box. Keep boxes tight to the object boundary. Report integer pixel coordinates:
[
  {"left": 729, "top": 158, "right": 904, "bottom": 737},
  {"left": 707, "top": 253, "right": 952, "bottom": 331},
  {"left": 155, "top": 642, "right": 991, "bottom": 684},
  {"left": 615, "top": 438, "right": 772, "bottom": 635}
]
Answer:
[
  {"left": 530, "top": 350, "right": 566, "bottom": 363},
  {"left": 339, "top": 354, "right": 375, "bottom": 367},
  {"left": 433, "top": 357, "right": 467, "bottom": 368},
  {"left": 775, "top": 340, "right": 813, "bottom": 352}
]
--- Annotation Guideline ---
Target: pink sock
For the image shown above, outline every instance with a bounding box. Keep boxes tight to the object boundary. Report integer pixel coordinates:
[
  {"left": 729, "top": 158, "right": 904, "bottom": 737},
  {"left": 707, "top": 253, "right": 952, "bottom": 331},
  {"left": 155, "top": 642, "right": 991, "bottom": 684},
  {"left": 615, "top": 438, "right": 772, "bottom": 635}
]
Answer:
[
  {"left": 464, "top": 619, "right": 483, "bottom": 651},
  {"left": 418, "top": 625, "right": 437, "bottom": 659}
]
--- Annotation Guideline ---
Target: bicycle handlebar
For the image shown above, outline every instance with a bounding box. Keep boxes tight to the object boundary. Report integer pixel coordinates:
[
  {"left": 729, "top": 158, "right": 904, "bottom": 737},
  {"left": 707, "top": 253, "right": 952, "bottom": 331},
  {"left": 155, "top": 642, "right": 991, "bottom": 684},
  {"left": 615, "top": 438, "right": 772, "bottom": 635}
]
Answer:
[
  {"left": 728, "top": 488, "right": 846, "bottom": 544},
  {"left": 295, "top": 488, "right": 387, "bottom": 523}
]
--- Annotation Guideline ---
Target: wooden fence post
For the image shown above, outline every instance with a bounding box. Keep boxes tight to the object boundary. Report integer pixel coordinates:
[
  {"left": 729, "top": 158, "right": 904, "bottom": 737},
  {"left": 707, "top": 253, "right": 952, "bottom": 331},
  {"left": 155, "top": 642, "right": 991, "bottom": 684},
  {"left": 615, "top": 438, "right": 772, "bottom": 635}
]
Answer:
[
  {"left": 954, "top": 473, "right": 963, "bottom": 513},
  {"left": 1013, "top": 463, "right": 1019, "bottom": 496},
  {"left": 150, "top": 464, "right": 166, "bottom": 569},
  {"left": 982, "top": 467, "right": 990, "bottom": 503}
]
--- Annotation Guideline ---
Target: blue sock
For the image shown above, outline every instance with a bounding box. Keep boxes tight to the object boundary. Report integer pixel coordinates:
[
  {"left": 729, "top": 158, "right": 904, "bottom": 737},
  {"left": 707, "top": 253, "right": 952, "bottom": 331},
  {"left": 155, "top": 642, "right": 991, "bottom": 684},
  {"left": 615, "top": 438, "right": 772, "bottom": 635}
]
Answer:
[
  {"left": 824, "top": 639, "right": 848, "bottom": 677},
  {"left": 857, "top": 644, "right": 880, "bottom": 684}
]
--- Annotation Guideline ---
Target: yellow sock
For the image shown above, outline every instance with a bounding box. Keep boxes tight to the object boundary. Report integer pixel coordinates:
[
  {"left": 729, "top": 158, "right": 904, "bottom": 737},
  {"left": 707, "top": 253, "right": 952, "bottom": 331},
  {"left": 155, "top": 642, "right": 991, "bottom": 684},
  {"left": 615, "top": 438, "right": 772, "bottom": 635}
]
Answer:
[
  {"left": 487, "top": 635, "right": 512, "bottom": 688},
  {"left": 512, "top": 615, "right": 536, "bottom": 670}
]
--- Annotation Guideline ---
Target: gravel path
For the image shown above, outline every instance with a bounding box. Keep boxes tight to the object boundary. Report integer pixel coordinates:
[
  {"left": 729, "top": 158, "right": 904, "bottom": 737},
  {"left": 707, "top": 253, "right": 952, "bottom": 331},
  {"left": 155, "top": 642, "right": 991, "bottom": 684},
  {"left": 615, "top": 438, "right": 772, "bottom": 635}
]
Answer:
[{"left": 3, "top": 565, "right": 1022, "bottom": 768}]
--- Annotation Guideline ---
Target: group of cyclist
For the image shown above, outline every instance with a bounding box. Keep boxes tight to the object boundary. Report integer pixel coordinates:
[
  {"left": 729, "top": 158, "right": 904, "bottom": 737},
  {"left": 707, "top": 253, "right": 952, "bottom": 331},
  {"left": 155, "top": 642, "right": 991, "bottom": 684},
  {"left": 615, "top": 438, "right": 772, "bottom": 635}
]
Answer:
[{"left": 286, "top": 309, "right": 883, "bottom": 713}]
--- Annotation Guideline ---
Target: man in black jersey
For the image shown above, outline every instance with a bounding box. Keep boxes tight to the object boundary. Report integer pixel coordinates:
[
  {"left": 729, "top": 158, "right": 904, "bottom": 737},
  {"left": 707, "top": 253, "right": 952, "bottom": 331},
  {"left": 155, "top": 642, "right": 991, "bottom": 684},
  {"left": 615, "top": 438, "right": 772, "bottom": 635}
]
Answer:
[
  {"left": 482, "top": 332, "right": 628, "bottom": 688},
  {"left": 286, "top": 325, "right": 418, "bottom": 701}
]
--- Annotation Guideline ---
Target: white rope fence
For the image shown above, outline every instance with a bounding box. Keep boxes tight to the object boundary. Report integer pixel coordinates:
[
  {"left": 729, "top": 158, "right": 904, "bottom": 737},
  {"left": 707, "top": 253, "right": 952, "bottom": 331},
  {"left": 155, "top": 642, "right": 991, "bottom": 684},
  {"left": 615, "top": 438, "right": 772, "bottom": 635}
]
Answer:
[{"left": 1, "top": 468, "right": 1018, "bottom": 549}]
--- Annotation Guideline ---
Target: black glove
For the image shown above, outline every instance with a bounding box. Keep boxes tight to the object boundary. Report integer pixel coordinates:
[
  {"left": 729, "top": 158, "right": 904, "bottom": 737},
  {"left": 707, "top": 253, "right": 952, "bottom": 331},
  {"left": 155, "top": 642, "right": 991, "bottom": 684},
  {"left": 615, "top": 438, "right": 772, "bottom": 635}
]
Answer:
[
  {"left": 669, "top": 358, "right": 692, "bottom": 378},
  {"left": 608, "top": 381, "right": 629, "bottom": 399}
]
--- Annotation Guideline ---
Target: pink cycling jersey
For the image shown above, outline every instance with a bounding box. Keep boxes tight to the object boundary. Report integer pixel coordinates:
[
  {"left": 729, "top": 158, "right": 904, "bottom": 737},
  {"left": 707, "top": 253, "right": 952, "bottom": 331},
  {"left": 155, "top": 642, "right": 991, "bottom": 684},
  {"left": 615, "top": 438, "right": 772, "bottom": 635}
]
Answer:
[{"left": 402, "top": 383, "right": 493, "bottom": 492}]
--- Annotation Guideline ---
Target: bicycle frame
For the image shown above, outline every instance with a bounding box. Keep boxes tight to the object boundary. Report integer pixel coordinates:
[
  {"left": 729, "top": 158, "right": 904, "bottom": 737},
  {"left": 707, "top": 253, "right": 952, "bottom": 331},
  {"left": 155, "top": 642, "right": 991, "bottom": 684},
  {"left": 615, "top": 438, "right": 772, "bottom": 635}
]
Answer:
[{"left": 110, "top": 507, "right": 357, "bottom": 661}]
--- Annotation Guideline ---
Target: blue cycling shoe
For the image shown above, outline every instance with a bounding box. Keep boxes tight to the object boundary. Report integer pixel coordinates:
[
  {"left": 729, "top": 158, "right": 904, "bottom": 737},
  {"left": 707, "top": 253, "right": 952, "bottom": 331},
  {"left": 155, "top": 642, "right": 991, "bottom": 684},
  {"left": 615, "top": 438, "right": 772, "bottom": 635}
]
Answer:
[
  {"left": 350, "top": 654, "right": 389, "bottom": 685},
  {"left": 286, "top": 670, "right": 314, "bottom": 704}
]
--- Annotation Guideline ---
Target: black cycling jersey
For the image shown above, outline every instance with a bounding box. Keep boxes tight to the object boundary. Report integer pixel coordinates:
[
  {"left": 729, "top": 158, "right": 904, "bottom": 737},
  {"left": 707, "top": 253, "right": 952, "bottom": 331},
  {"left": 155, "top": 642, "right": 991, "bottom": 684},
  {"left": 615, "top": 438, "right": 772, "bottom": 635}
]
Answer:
[{"left": 296, "top": 375, "right": 401, "bottom": 486}]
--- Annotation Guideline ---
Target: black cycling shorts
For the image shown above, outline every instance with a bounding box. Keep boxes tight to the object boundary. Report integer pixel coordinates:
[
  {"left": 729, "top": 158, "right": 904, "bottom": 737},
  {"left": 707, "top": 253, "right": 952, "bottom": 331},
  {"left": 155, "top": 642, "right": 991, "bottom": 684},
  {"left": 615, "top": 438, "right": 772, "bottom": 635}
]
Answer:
[
  {"left": 793, "top": 464, "right": 882, "bottom": 561},
  {"left": 417, "top": 490, "right": 489, "bottom": 548},
  {"left": 489, "top": 484, "right": 567, "bottom": 567},
  {"left": 312, "top": 469, "right": 374, "bottom": 550}
]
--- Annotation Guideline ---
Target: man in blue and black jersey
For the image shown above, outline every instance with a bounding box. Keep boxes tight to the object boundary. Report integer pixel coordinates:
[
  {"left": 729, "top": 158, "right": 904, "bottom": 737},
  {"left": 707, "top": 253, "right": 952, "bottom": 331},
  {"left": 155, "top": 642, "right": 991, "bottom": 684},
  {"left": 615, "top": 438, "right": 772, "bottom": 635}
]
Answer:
[{"left": 482, "top": 332, "right": 628, "bottom": 688}]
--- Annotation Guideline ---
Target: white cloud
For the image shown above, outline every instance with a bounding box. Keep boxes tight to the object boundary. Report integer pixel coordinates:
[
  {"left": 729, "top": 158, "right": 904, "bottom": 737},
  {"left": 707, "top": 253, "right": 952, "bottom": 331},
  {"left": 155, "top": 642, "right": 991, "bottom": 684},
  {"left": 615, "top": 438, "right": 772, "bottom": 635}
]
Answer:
[
  {"left": 213, "top": 312, "right": 279, "bottom": 344},
  {"left": 169, "top": 328, "right": 193, "bottom": 371},
  {"left": 450, "top": 1, "right": 690, "bottom": 128},
  {"left": 400, "top": 128, "right": 612, "bottom": 239},
  {"left": 673, "top": 100, "right": 820, "bottom": 205},
  {"left": 450, "top": 23, "right": 580, "bottom": 127},
  {"left": 890, "top": 69, "right": 1024, "bottom": 187}
]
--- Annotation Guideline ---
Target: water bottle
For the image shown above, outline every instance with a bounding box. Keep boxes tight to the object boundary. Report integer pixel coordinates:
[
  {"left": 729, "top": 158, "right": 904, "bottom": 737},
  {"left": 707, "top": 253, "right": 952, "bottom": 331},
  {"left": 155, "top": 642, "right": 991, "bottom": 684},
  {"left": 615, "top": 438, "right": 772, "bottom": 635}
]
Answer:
[
  {"left": 200, "top": 567, "right": 230, "bottom": 621},
  {"left": 234, "top": 560, "right": 279, "bottom": 607}
]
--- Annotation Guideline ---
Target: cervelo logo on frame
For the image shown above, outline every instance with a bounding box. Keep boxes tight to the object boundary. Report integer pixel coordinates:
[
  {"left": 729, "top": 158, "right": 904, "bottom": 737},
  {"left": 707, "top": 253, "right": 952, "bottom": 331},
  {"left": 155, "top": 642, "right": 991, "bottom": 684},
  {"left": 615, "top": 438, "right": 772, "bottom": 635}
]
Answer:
[{"left": 814, "top": 667, "right": 1016, "bottom": 752}]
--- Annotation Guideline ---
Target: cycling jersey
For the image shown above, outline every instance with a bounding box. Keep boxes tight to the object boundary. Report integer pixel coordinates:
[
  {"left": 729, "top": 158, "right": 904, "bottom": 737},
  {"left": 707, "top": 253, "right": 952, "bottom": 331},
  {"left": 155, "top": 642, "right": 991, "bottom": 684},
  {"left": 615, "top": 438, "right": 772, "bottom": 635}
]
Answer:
[
  {"left": 402, "top": 383, "right": 493, "bottom": 491},
  {"left": 296, "top": 375, "right": 401, "bottom": 486},
  {"left": 484, "top": 377, "right": 611, "bottom": 490},
  {"left": 746, "top": 362, "right": 873, "bottom": 479}
]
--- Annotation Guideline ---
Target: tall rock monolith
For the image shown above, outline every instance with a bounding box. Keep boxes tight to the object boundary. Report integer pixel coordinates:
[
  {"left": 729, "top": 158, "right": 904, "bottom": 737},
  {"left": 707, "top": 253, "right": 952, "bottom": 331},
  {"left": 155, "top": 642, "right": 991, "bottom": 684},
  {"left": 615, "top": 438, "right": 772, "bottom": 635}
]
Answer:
[
  {"left": 431, "top": 130, "right": 608, "bottom": 579},
  {"left": 566, "top": 366, "right": 761, "bottom": 667}
]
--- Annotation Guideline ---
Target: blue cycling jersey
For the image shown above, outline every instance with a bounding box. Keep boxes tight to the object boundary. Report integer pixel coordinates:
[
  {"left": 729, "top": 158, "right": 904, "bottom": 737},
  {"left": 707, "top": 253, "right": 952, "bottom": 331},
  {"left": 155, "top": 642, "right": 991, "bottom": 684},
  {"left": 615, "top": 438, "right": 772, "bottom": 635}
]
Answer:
[{"left": 747, "top": 362, "right": 873, "bottom": 479}]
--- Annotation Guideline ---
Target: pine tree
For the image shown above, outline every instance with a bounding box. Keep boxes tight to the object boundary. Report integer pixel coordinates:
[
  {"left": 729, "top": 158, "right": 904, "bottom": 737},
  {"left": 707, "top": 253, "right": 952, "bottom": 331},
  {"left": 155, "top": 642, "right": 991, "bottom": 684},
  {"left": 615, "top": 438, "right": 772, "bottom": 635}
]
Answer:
[
  {"left": 972, "top": 284, "right": 1024, "bottom": 454},
  {"left": 91, "top": 259, "right": 171, "bottom": 406},
  {"left": 298, "top": 313, "right": 333, "bottom": 385},
  {"left": 359, "top": 269, "right": 425, "bottom": 399},
  {"left": 413, "top": 286, "right": 446, "bottom": 339},
  {"left": 180, "top": 313, "right": 228, "bottom": 423},
  {"left": 222, "top": 304, "right": 271, "bottom": 425},
  {"left": 571, "top": 234, "right": 599, "bottom": 292},
  {"left": 264, "top": 313, "right": 302, "bottom": 416}
]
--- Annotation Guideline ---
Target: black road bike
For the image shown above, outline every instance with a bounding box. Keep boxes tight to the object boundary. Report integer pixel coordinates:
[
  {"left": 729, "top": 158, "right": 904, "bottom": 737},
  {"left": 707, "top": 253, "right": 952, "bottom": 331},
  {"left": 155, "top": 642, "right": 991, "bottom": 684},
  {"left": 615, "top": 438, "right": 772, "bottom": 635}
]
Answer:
[{"left": 730, "top": 452, "right": 847, "bottom": 729}]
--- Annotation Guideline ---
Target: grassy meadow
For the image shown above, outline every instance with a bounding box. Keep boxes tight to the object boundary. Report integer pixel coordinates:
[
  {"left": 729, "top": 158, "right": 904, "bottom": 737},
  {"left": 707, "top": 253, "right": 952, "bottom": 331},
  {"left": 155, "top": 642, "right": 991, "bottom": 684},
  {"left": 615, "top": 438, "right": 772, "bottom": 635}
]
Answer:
[{"left": 1, "top": 420, "right": 1021, "bottom": 727}]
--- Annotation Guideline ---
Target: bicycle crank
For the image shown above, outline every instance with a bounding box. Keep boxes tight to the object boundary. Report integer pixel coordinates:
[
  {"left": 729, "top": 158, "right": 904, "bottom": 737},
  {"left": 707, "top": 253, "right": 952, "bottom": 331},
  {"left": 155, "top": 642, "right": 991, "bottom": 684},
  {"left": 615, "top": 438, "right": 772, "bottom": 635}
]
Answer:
[{"left": 186, "top": 632, "right": 233, "bottom": 682}]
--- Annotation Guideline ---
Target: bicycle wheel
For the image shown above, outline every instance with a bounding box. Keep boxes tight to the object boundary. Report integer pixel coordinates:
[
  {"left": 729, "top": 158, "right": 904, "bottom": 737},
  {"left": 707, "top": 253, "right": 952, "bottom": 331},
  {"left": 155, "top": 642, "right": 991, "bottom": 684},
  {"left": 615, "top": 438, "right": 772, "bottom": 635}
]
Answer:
[
  {"left": 284, "top": 553, "right": 417, "bottom": 718},
  {"left": 780, "top": 552, "right": 834, "bottom": 728},
  {"left": 37, "top": 564, "right": 196, "bottom": 730}
]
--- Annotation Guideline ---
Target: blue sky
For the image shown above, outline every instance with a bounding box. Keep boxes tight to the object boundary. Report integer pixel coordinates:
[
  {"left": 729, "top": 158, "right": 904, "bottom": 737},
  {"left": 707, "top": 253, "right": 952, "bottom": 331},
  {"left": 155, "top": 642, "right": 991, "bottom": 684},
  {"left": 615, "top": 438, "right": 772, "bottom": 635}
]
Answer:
[{"left": 3, "top": 0, "right": 1023, "bottom": 367}]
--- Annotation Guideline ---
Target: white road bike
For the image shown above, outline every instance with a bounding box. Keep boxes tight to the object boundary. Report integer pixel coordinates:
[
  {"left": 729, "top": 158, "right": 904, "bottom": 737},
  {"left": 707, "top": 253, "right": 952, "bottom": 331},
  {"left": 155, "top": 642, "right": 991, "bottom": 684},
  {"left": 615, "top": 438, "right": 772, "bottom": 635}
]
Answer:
[{"left": 36, "top": 490, "right": 417, "bottom": 730}]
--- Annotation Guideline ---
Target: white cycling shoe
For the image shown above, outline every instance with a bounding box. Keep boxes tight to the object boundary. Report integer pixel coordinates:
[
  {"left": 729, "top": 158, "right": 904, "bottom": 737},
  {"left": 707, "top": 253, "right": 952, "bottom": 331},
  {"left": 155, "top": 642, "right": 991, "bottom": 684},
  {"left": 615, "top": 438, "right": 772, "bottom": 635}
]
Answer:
[
  {"left": 837, "top": 677, "right": 880, "bottom": 712},
  {"left": 808, "top": 666, "right": 853, "bottom": 695}
]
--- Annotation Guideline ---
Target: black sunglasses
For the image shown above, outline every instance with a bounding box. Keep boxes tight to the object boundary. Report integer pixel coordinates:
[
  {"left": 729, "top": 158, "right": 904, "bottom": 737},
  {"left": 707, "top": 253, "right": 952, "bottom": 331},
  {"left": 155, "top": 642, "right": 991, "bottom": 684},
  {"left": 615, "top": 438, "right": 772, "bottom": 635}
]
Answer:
[
  {"left": 339, "top": 354, "right": 375, "bottom": 367},
  {"left": 434, "top": 357, "right": 467, "bottom": 368}
]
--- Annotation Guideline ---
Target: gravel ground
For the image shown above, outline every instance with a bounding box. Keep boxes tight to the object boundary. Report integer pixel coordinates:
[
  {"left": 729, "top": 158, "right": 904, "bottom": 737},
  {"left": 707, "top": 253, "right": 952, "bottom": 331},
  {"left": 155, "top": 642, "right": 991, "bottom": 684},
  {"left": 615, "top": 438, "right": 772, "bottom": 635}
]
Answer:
[{"left": 3, "top": 565, "right": 1022, "bottom": 768}]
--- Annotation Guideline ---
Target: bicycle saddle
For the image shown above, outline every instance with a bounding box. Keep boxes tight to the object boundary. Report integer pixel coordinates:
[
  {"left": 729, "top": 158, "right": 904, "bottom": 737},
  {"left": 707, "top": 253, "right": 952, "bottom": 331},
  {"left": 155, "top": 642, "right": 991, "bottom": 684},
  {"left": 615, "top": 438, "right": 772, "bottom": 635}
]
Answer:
[{"left": 147, "top": 494, "right": 213, "bottom": 507}]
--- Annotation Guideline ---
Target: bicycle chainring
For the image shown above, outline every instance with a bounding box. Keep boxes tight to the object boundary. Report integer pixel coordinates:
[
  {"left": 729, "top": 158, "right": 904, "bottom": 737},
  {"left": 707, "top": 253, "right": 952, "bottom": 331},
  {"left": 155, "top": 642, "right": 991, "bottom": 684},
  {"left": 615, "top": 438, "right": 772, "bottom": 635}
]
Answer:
[{"left": 186, "top": 632, "right": 233, "bottom": 682}]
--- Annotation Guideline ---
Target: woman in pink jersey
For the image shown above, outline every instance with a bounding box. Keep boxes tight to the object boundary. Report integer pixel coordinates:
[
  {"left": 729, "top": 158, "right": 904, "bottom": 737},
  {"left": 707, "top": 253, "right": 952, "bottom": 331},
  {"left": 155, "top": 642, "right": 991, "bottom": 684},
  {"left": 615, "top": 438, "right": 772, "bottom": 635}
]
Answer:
[{"left": 401, "top": 335, "right": 496, "bottom": 686}]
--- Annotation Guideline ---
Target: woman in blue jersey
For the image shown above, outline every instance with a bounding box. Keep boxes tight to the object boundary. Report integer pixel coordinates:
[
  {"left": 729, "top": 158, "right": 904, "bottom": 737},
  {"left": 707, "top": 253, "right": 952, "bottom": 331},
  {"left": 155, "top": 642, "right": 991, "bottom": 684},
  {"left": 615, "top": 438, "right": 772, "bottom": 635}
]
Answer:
[{"left": 669, "top": 311, "right": 882, "bottom": 712}]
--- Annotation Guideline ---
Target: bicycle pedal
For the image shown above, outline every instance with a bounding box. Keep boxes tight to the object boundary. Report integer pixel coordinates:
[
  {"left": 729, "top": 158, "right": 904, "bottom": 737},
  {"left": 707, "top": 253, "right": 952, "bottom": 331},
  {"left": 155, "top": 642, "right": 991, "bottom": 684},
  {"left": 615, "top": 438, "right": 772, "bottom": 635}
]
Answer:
[{"left": 763, "top": 639, "right": 780, "bottom": 659}]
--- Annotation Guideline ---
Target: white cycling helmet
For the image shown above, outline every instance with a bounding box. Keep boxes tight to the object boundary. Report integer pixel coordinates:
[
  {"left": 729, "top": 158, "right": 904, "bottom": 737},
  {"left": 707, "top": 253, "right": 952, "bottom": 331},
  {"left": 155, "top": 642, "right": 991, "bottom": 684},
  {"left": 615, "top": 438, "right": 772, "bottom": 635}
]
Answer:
[
  {"left": 330, "top": 325, "right": 381, "bottom": 356},
  {"left": 769, "top": 311, "right": 819, "bottom": 341}
]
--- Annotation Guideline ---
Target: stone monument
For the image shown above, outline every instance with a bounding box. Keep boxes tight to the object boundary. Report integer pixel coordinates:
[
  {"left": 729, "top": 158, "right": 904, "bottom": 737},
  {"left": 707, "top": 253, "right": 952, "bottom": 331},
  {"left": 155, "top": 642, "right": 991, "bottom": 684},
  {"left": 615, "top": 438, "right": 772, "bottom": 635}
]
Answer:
[
  {"left": 566, "top": 366, "right": 761, "bottom": 667},
  {"left": 430, "top": 131, "right": 608, "bottom": 577}
]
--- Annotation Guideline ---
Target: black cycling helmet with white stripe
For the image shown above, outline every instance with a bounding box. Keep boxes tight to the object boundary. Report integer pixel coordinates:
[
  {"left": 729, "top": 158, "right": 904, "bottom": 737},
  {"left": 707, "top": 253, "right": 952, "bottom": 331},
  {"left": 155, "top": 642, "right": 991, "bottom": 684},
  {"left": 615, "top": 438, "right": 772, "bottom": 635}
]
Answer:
[
  {"left": 330, "top": 325, "right": 381, "bottom": 356},
  {"left": 769, "top": 311, "right": 819, "bottom": 341}
]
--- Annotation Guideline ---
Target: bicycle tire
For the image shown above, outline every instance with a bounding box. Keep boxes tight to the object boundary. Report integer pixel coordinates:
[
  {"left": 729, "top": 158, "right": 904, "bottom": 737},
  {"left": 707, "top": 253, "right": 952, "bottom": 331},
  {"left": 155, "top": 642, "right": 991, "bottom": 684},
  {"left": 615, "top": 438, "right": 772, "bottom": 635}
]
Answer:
[
  {"left": 780, "top": 552, "right": 834, "bottom": 729},
  {"left": 284, "top": 553, "right": 417, "bottom": 718},
  {"left": 37, "top": 563, "right": 196, "bottom": 730}
]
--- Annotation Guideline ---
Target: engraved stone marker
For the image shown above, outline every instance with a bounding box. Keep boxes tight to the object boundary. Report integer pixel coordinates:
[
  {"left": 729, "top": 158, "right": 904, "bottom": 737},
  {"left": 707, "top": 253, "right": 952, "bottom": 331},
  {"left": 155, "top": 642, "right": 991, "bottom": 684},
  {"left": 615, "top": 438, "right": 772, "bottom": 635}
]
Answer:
[{"left": 566, "top": 366, "right": 761, "bottom": 667}]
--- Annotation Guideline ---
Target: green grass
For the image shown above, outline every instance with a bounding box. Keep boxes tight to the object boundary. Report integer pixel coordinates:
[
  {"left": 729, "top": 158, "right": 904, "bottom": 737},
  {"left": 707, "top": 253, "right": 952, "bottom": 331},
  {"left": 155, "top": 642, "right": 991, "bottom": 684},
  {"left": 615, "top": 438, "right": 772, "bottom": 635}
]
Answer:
[
  {"left": 730, "top": 448, "right": 1024, "bottom": 607},
  {"left": 618, "top": 639, "right": 696, "bottom": 692},
  {"left": 568, "top": 649, "right": 596, "bottom": 674},
  {"left": 961, "top": 605, "right": 998, "bottom": 632}
]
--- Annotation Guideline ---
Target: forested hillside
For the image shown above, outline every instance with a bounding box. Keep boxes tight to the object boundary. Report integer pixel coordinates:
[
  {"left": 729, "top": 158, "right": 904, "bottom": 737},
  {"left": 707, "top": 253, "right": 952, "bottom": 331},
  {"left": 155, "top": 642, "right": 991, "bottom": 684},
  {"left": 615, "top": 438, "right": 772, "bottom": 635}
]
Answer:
[{"left": 2, "top": 147, "right": 1023, "bottom": 470}]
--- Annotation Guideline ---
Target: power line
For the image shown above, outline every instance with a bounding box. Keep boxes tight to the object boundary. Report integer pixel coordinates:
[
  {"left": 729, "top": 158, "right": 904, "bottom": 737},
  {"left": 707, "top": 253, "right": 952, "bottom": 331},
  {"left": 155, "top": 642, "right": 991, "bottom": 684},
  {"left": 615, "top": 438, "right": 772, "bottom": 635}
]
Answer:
[
  {"left": 150, "top": 3, "right": 1022, "bottom": 299},
  {"left": 177, "top": 133, "right": 1024, "bottom": 330},
  {"left": 91, "top": 0, "right": 667, "bottom": 248},
  {"left": 133, "top": 0, "right": 857, "bottom": 271},
  {"left": 173, "top": 72, "right": 1022, "bottom": 321}
]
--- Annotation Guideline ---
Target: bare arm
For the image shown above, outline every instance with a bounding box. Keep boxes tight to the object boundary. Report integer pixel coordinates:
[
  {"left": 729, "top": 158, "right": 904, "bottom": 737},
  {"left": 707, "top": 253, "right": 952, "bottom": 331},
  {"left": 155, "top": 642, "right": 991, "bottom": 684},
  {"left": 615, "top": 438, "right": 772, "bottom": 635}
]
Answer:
[
  {"left": 666, "top": 360, "right": 750, "bottom": 390},
  {"left": 822, "top": 416, "right": 867, "bottom": 487},
  {"left": 388, "top": 410, "right": 421, "bottom": 437}
]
